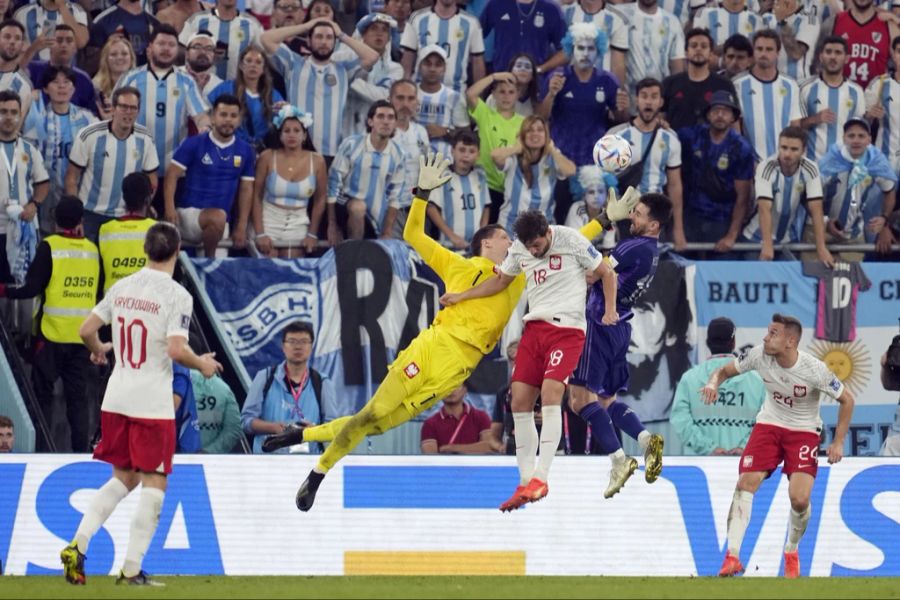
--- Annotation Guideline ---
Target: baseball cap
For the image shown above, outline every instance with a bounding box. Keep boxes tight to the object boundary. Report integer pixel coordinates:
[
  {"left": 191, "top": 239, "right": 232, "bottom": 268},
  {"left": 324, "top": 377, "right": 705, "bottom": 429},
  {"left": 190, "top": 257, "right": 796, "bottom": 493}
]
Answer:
[
  {"left": 420, "top": 44, "right": 448, "bottom": 63},
  {"left": 186, "top": 30, "right": 215, "bottom": 48},
  {"left": 707, "top": 317, "right": 736, "bottom": 348},
  {"left": 356, "top": 12, "right": 397, "bottom": 35},
  {"left": 843, "top": 117, "right": 870, "bottom": 135}
]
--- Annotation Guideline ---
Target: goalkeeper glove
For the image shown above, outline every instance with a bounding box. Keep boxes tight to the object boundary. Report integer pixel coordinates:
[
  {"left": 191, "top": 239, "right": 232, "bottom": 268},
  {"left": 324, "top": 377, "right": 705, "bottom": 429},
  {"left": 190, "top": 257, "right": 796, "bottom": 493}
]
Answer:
[
  {"left": 595, "top": 186, "right": 640, "bottom": 230},
  {"left": 415, "top": 152, "right": 452, "bottom": 200}
]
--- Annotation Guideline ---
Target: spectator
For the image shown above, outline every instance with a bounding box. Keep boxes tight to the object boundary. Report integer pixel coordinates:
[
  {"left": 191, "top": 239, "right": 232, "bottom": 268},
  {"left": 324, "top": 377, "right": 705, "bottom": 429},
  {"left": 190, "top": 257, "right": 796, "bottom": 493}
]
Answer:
[
  {"left": 670, "top": 317, "right": 766, "bottom": 456},
  {"left": 261, "top": 17, "right": 379, "bottom": 161},
  {"left": 692, "top": 0, "right": 768, "bottom": 53},
  {"left": 174, "top": 363, "right": 202, "bottom": 453},
  {"left": 252, "top": 106, "right": 327, "bottom": 258},
  {"left": 816, "top": 118, "right": 898, "bottom": 258},
  {"left": 209, "top": 45, "right": 283, "bottom": 149},
  {"left": 389, "top": 79, "right": 430, "bottom": 218},
  {"left": 92, "top": 36, "right": 137, "bottom": 120},
  {"left": 677, "top": 90, "right": 755, "bottom": 255},
  {"left": 341, "top": 13, "right": 403, "bottom": 138},
  {"left": 0, "top": 197, "right": 97, "bottom": 452},
  {"left": 164, "top": 95, "right": 256, "bottom": 258},
  {"left": 14, "top": 0, "right": 88, "bottom": 61},
  {"left": 98, "top": 172, "right": 155, "bottom": 293},
  {"left": 191, "top": 369, "right": 243, "bottom": 454},
  {"left": 22, "top": 66, "right": 96, "bottom": 235},
  {"left": 400, "top": 0, "right": 485, "bottom": 92},
  {"left": 662, "top": 28, "right": 736, "bottom": 131},
  {"left": 480, "top": 0, "right": 566, "bottom": 75},
  {"left": 492, "top": 114, "right": 577, "bottom": 232},
  {"left": 241, "top": 321, "right": 335, "bottom": 454},
  {"left": 564, "top": 165, "right": 617, "bottom": 249},
  {"left": 421, "top": 383, "right": 494, "bottom": 454},
  {"left": 0, "top": 90, "right": 49, "bottom": 285},
  {"left": 65, "top": 86, "right": 159, "bottom": 243},
  {"left": 327, "top": 100, "right": 405, "bottom": 241},
  {"left": 88, "top": 0, "right": 161, "bottom": 68},
  {"left": 741, "top": 126, "right": 833, "bottom": 264},
  {"left": 179, "top": 0, "right": 264, "bottom": 81},
  {"left": 291, "top": 0, "right": 334, "bottom": 58},
  {"left": 609, "top": 78, "right": 685, "bottom": 248},
  {"left": 117, "top": 24, "right": 211, "bottom": 177},
  {"left": 382, "top": 0, "right": 412, "bottom": 62},
  {"left": 770, "top": 0, "right": 819, "bottom": 81},
  {"left": 0, "top": 21, "right": 32, "bottom": 115},
  {"left": 617, "top": 0, "right": 685, "bottom": 101},
  {"left": 175, "top": 31, "right": 223, "bottom": 99},
  {"left": 466, "top": 72, "right": 525, "bottom": 220},
  {"left": 486, "top": 53, "right": 539, "bottom": 117},
  {"left": 426, "top": 129, "right": 490, "bottom": 250},
  {"left": 27, "top": 25, "right": 93, "bottom": 112},
  {"left": 865, "top": 36, "right": 900, "bottom": 177},
  {"left": 799, "top": 36, "right": 865, "bottom": 162},
  {"left": 0, "top": 414, "right": 12, "bottom": 452},
  {"left": 156, "top": 0, "right": 204, "bottom": 33},
  {"left": 717, "top": 33, "right": 753, "bottom": 81},
  {"left": 734, "top": 30, "right": 802, "bottom": 161},
  {"left": 826, "top": 0, "right": 899, "bottom": 90},
  {"left": 554, "top": 0, "right": 628, "bottom": 85},
  {"left": 268, "top": 0, "right": 306, "bottom": 63},
  {"left": 415, "top": 45, "right": 469, "bottom": 157}
]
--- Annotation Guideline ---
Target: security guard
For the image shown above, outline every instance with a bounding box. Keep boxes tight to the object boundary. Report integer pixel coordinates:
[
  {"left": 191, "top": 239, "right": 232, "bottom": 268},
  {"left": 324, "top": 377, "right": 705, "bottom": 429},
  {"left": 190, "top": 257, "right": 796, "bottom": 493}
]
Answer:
[
  {"left": 0, "top": 196, "right": 99, "bottom": 451},
  {"left": 98, "top": 173, "right": 155, "bottom": 294}
]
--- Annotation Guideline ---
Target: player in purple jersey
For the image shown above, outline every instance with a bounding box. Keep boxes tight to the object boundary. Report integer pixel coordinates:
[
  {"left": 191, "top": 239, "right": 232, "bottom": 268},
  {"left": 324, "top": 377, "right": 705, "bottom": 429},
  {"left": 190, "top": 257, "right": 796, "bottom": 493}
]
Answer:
[{"left": 569, "top": 192, "right": 672, "bottom": 499}]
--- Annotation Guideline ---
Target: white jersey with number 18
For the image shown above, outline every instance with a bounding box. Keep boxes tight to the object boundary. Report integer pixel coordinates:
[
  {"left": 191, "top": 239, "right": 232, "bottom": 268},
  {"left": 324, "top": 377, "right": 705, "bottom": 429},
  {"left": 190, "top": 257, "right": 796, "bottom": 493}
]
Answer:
[{"left": 93, "top": 268, "right": 193, "bottom": 420}]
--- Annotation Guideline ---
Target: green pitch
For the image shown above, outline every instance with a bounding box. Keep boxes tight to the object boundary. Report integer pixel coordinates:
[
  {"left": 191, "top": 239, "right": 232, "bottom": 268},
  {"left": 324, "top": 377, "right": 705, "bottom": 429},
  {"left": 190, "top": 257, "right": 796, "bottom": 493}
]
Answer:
[{"left": 1, "top": 576, "right": 898, "bottom": 599}]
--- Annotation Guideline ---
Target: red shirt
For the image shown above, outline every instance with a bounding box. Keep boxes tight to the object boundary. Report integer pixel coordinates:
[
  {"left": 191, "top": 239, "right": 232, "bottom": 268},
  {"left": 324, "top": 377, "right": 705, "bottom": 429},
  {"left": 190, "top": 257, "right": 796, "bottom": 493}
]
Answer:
[
  {"left": 421, "top": 402, "right": 492, "bottom": 447},
  {"left": 833, "top": 10, "right": 891, "bottom": 89}
]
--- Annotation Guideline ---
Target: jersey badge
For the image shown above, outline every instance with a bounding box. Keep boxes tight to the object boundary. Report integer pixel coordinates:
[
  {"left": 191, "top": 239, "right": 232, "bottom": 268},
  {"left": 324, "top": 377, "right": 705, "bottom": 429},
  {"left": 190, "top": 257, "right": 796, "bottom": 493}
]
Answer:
[
  {"left": 587, "top": 245, "right": 599, "bottom": 258},
  {"left": 595, "top": 89, "right": 605, "bottom": 104},
  {"left": 549, "top": 255, "right": 562, "bottom": 270},
  {"left": 404, "top": 362, "right": 420, "bottom": 379},
  {"left": 234, "top": 155, "right": 242, "bottom": 167},
  {"left": 325, "top": 73, "right": 338, "bottom": 87},
  {"left": 717, "top": 155, "right": 729, "bottom": 170},
  {"left": 181, "top": 314, "right": 191, "bottom": 329},
  {"left": 872, "top": 31, "right": 882, "bottom": 44},
  {"left": 793, "top": 385, "right": 807, "bottom": 398},
  {"left": 534, "top": 12, "right": 544, "bottom": 28},
  {"left": 743, "top": 455, "right": 753, "bottom": 468},
  {"left": 202, "top": 153, "right": 213, "bottom": 165},
  {"left": 455, "top": 28, "right": 464, "bottom": 40},
  {"left": 829, "top": 377, "right": 841, "bottom": 392},
  {"left": 172, "top": 88, "right": 180, "bottom": 97}
]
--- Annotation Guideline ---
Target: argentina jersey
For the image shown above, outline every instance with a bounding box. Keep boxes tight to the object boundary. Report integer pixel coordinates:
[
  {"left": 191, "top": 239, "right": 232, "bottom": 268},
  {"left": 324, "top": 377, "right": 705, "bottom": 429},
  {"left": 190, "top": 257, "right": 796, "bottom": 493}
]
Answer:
[
  {"left": 0, "top": 71, "right": 32, "bottom": 105},
  {"left": 775, "top": 11, "right": 819, "bottom": 81},
  {"left": 692, "top": 7, "right": 767, "bottom": 48},
  {"left": 607, "top": 122, "right": 681, "bottom": 193},
  {"left": 497, "top": 153, "right": 561, "bottom": 234},
  {"left": 621, "top": 5, "right": 685, "bottom": 98},
  {"left": 272, "top": 46, "right": 360, "bottom": 157},
  {"left": 561, "top": 4, "right": 628, "bottom": 73},
  {"left": 433, "top": 168, "right": 490, "bottom": 242},
  {"left": 865, "top": 75, "right": 900, "bottom": 173},
  {"left": 22, "top": 94, "right": 96, "bottom": 188},
  {"left": 0, "top": 137, "right": 49, "bottom": 229},
  {"left": 744, "top": 156, "right": 822, "bottom": 243},
  {"left": 117, "top": 67, "right": 209, "bottom": 175},
  {"left": 734, "top": 73, "right": 801, "bottom": 160},
  {"left": 14, "top": 2, "right": 89, "bottom": 61},
  {"left": 179, "top": 10, "right": 262, "bottom": 80},
  {"left": 401, "top": 7, "right": 484, "bottom": 92},
  {"left": 820, "top": 154, "right": 897, "bottom": 239},
  {"left": 418, "top": 85, "right": 469, "bottom": 156},
  {"left": 800, "top": 77, "right": 865, "bottom": 161}
]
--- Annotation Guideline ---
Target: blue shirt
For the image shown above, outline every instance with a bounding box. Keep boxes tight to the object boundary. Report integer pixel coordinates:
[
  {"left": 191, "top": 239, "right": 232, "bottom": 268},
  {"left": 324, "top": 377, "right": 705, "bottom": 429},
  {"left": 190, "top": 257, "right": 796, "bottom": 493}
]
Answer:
[
  {"left": 677, "top": 124, "right": 755, "bottom": 222},
  {"left": 480, "top": 0, "right": 566, "bottom": 71},
  {"left": 89, "top": 7, "right": 160, "bottom": 65},
  {"left": 173, "top": 364, "right": 201, "bottom": 453},
  {"left": 546, "top": 65, "right": 618, "bottom": 166},
  {"left": 208, "top": 80, "right": 284, "bottom": 146},
  {"left": 28, "top": 61, "right": 96, "bottom": 112},
  {"left": 586, "top": 235, "right": 658, "bottom": 322},
  {"left": 171, "top": 132, "right": 256, "bottom": 214}
]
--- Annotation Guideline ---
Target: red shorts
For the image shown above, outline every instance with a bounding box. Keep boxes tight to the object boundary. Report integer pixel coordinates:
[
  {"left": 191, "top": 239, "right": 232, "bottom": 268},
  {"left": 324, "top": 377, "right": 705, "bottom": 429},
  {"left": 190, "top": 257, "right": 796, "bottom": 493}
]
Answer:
[
  {"left": 739, "top": 423, "right": 821, "bottom": 478},
  {"left": 511, "top": 320, "right": 586, "bottom": 387},
  {"left": 93, "top": 411, "right": 176, "bottom": 474}
]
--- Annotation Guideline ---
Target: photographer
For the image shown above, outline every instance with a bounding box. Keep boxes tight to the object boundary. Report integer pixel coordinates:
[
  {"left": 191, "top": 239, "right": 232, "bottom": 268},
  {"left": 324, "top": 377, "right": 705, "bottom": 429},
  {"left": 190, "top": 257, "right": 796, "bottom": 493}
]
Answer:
[{"left": 880, "top": 329, "right": 900, "bottom": 456}]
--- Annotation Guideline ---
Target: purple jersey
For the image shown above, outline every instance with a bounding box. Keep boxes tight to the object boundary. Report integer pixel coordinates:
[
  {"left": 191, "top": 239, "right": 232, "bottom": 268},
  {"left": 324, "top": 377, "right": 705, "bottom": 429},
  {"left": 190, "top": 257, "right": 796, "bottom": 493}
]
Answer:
[
  {"left": 586, "top": 235, "right": 659, "bottom": 322},
  {"left": 546, "top": 65, "right": 619, "bottom": 166}
]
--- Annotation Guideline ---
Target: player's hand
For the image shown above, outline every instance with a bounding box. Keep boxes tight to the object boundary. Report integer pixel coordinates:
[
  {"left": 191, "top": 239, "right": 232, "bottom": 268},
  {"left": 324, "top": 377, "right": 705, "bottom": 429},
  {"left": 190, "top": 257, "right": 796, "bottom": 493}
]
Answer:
[
  {"left": 417, "top": 152, "right": 452, "bottom": 192},
  {"left": 601, "top": 310, "right": 618, "bottom": 326},
  {"left": 198, "top": 352, "right": 223, "bottom": 378},
  {"left": 700, "top": 383, "right": 718, "bottom": 404},
  {"left": 439, "top": 292, "right": 463, "bottom": 306},
  {"left": 826, "top": 440, "right": 843, "bottom": 464},
  {"left": 605, "top": 186, "right": 640, "bottom": 222},
  {"left": 90, "top": 342, "right": 114, "bottom": 366}
]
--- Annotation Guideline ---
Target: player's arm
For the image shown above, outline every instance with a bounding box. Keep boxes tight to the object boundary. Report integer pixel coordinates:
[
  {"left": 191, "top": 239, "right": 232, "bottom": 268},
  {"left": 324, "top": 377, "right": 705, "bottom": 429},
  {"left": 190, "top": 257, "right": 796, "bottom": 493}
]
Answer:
[
  {"left": 167, "top": 335, "right": 222, "bottom": 378},
  {"left": 700, "top": 361, "right": 740, "bottom": 404},
  {"left": 79, "top": 313, "right": 114, "bottom": 365},
  {"left": 404, "top": 153, "right": 460, "bottom": 276},
  {"left": 827, "top": 386, "right": 855, "bottom": 465},
  {"left": 805, "top": 198, "right": 835, "bottom": 267},
  {"left": 440, "top": 270, "right": 516, "bottom": 306},
  {"left": 592, "top": 258, "right": 619, "bottom": 326},
  {"left": 756, "top": 198, "right": 775, "bottom": 261}
]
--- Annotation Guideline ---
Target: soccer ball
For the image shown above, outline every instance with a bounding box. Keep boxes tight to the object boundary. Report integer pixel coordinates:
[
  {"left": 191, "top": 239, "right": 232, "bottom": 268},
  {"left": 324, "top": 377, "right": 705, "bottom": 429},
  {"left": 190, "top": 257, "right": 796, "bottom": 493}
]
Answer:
[{"left": 593, "top": 134, "right": 633, "bottom": 174}]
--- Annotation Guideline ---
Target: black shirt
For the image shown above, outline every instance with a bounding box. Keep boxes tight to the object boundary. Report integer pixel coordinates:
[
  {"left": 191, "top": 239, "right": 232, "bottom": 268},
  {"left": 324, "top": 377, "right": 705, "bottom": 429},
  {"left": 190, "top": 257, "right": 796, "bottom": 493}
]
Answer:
[{"left": 662, "top": 72, "right": 737, "bottom": 132}]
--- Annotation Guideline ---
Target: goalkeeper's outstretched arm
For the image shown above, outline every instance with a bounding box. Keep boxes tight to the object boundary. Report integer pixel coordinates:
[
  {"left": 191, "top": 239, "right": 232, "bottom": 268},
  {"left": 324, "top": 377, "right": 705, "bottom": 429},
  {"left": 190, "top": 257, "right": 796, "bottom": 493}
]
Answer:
[{"left": 403, "top": 153, "right": 454, "bottom": 263}]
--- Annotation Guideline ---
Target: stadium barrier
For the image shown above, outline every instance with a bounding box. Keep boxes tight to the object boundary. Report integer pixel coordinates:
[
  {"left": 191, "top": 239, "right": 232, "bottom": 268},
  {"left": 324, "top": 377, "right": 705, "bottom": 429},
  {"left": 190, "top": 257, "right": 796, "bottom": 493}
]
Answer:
[{"left": 1, "top": 454, "right": 897, "bottom": 577}]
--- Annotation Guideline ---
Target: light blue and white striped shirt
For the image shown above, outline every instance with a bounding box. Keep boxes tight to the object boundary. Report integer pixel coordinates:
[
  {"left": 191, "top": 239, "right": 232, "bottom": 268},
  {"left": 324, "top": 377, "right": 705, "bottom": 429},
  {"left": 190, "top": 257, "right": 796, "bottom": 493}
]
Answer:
[
  {"left": 68, "top": 121, "right": 159, "bottom": 217},
  {"left": 432, "top": 167, "right": 490, "bottom": 242},
  {"left": 0, "top": 70, "right": 33, "bottom": 104},
  {"left": 743, "top": 155, "right": 822, "bottom": 243},
  {"left": 392, "top": 122, "right": 430, "bottom": 208},
  {"left": 618, "top": 4, "right": 685, "bottom": 99},
  {"left": 178, "top": 9, "right": 263, "bottom": 80},
  {"left": 417, "top": 84, "right": 469, "bottom": 157},
  {"left": 865, "top": 75, "right": 900, "bottom": 175},
  {"left": 561, "top": 3, "right": 629, "bottom": 73},
  {"left": 400, "top": 6, "right": 485, "bottom": 92},
  {"left": 0, "top": 137, "right": 49, "bottom": 230},
  {"left": 657, "top": 0, "right": 692, "bottom": 25},
  {"left": 774, "top": 11, "right": 819, "bottom": 82},
  {"left": 692, "top": 7, "right": 768, "bottom": 49},
  {"left": 22, "top": 95, "right": 96, "bottom": 189},
  {"left": 116, "top": 67, "right": 209, "bottom": 175},
  {"left": 607, "top": 122, "right": 681, "bottom": 193},
  {"left": 498, "top": 153, "right": 563, "bottom": 233},
  {"left": 327, "top": 133, "right": 405, "bottom": 234},
  {"left": 734, "top": 72, "right": 802, "bottom": 160},
  {"left": 800, "top": 76, "right": 865, "bottom": 161},
  {"left": 271, "top": 45, "right": 361, "bottom": 157},
  {"left": 14, "top": 2, "right": 88, "bottom": 61}
]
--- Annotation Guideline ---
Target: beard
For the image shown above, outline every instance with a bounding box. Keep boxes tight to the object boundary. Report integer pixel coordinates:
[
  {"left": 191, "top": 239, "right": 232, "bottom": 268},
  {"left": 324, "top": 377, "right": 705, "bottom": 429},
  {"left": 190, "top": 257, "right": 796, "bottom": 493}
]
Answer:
[
  {"left": 0, "top": 49, "right": 17, "bottom": 62},
  {"left": 188, "top": 55, "right": 212, "bottom": 71},
  {"left": 311, "top": 46, "right": 334, "bottom": 61},
  {"left": 154, "top": 55, "right": 176, "bottom": 70}
]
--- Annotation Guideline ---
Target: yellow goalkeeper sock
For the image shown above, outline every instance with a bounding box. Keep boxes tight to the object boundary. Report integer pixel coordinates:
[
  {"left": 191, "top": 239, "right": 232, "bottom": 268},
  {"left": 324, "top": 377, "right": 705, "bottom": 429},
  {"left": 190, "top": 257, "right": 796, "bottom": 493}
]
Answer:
[{"left": 303, "top": 416, "right": 353, "bottom": 443}]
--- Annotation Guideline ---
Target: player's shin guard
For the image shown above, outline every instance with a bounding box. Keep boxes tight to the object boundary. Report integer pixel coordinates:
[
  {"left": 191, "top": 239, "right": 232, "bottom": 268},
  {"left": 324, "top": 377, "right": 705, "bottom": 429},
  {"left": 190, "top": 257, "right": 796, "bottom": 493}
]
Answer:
[
  {"left": 122, "top": 487, "right": 164, "bottom": 578},
  {"left": 726, "top": 489, "right": 754, "bottom": 557},
  {"left": 512, "top": 412, "right": 538, "bottom": 485},
  {"left": 784, "top": 505, "right": 810, "bottom": 553},
  {"left": 578, "top": 402, "right": 621, "bottom": 452},
  {"left": 74, "top": 477, "right": 130, "bottom": 554},
  {"left": 606, "top": 401, "right": 645, "bottom": 441},
  {"left": 533, "top": 406, "right": 562, "bottom": 482}
]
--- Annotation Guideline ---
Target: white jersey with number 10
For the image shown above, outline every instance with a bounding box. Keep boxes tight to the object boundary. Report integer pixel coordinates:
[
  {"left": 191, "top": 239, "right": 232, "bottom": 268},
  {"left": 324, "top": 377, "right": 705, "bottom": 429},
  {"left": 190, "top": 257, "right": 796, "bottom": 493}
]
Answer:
[{"left": 92, "top": 268, "right": 194, "bottom": 420}]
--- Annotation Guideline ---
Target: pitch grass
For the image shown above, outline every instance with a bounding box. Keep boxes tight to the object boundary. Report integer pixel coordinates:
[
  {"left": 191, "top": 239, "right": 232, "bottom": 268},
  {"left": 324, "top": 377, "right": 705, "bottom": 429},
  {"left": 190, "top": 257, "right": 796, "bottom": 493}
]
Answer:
[{"left": 1, "top": 576, "right": 898, "bottom": 599}]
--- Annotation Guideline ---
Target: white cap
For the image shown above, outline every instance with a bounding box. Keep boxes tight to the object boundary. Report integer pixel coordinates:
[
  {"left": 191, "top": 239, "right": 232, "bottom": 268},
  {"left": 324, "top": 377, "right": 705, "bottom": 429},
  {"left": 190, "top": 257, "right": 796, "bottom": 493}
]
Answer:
[
  {"left": 186, "top": 30, "right": 215, "bottom": 47},
  {"left": 419, "top": 44, "right": 448, "bottom": 63}
]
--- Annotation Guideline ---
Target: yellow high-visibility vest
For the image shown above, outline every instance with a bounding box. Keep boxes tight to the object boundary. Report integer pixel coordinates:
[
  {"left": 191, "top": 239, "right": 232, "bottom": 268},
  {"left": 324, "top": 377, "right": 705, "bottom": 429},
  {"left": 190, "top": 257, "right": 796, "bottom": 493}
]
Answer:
[
  {"left": 98, "top": 217, "right": 155, "bottom": 292},
  {"left": 42, "top": 235, "right": 100, "bottom": 344}
]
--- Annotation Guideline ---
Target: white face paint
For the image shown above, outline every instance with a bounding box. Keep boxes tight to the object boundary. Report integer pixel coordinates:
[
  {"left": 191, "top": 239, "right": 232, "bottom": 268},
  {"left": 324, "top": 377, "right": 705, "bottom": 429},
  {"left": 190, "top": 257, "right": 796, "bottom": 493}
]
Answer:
[
  {"left": 511, "top": 58, "right": 533, "bottom": 74},
  {"left": 572, "top": 40, "right": 597, "bottom": 68},
  {"left": 582, "top": 182, "right": 608, "bottom": 210}
]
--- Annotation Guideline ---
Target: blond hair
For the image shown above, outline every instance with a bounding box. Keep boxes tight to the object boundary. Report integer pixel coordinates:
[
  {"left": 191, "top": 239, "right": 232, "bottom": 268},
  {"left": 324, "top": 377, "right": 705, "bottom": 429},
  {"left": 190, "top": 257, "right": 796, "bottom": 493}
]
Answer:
[{"left": 92, "top": 37, "right": 137, "bottom": 99}]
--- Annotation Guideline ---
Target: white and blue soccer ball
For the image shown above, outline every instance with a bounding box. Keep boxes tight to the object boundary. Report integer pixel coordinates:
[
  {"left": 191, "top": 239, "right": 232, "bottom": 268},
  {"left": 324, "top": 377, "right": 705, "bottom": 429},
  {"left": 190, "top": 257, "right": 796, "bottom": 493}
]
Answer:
[{"left": 592, "top": 134, "right": 633, "bottom": 174}]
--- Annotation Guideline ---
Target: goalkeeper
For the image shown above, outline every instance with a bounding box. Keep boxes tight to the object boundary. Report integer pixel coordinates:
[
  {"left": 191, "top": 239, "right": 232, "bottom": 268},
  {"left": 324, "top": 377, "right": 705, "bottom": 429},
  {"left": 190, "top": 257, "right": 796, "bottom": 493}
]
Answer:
[{"left": 266, "top": 153, "right": 639, "bottom": 512}]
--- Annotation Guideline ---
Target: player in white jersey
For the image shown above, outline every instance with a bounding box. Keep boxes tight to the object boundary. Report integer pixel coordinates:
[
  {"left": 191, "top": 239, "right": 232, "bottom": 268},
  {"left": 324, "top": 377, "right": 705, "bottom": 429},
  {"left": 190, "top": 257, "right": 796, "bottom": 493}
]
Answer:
[
  {"left": 441, "top": 204, "right": 629, "bottom": 511},
  {"left": 60, "top": 222, "right": 222, "bottom": 587},
  {"left": 701, "top": 313, "right": 855, "bottom": 579}
]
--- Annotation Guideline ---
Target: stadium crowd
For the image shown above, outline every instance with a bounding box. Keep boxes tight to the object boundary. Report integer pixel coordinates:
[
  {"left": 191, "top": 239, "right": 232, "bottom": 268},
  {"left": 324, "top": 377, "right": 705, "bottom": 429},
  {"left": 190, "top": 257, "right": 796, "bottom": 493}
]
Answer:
[{"left": 0, "top": 0, "right": 898, "bottom": 454}]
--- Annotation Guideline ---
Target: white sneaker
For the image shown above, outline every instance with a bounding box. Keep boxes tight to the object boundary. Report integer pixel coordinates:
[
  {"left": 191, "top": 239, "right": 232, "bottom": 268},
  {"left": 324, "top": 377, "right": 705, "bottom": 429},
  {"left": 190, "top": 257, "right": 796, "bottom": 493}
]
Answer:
[{"left": 604, "top": 456, "right": 638, "bottom": 499}]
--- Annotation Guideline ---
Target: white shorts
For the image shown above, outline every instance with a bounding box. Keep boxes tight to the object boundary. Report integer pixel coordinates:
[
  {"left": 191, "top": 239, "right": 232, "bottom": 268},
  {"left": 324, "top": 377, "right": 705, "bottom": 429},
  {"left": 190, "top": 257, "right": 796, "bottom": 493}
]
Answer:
[
  {"left": 177, "top": 207, "right": 230, "bottom": 244},
  {"left": 262, "top": 201, "right": 309, "bottom": 246}
]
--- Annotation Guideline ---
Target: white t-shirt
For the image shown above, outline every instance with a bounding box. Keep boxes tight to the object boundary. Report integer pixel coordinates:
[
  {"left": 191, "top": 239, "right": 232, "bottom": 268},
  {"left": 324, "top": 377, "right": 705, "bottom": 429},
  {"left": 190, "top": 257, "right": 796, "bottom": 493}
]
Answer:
[
  {"left": 734, "top": 346, "right": 844, "bottom": 433},
  {"left": 500, "top": 225, "right": 603, "bottom": 331},
  {"left": 93, "top": 268, "right": 193, "bottom": 420}
]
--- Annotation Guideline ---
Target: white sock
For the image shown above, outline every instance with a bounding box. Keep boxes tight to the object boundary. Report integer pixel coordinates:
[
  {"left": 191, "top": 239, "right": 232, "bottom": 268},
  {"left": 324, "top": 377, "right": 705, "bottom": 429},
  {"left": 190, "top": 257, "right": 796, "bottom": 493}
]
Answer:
[
  {"left": 637, "top": 430, "right": 651, "bottom": 452},
  {"left": 533, "top": 406, "right": 562, "bottom": 482},
  {"left": 122, "top": 487, "right": 165, "bottom": 577},
  {"left": 610, "top": 449, "right": 626, "bottom": 464},
  {"left": 74, "top": 478, "right": 130, "bottom": 554},
  {"left": 726, "top": 489, "right": 754, "bottom": 556},
  {"left": 512, "top": 412, "right": 538, "bottom": 485},
  {"left": 784, "top": 505, "right": 810, "bottom": 553}
]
